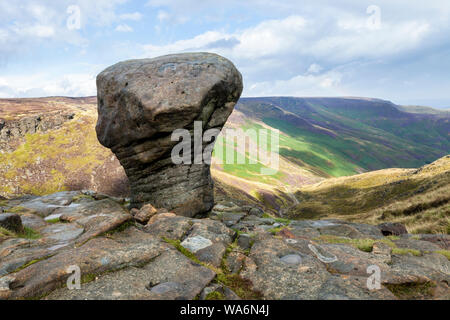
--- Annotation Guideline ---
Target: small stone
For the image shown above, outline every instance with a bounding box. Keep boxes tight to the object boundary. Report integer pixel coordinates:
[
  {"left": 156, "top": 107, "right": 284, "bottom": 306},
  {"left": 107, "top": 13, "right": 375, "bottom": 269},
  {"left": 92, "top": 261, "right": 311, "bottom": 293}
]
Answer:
[
  {"left": 129, "top": 208, "right": 139, "bottom": 216},
  {"left": 181, "top": 235, "right": 213, "bottom": 253},
  {"left": 280, "top": 254, "right": 302, "bottom": 265},
  {"left": 248, "top": 207, "right": 264, "bottom": 217},
  {"left": 200, "top": 284, "right": 221, "bottom": 300},
  {"left": 149, "top": 282, "right": 183, "bottom": 294},
  {"left": 237, "top": 234, "right": 252, "bottom": 250},
  {"left": 134, "top": 203, "right": 157, "bottom": 224},
  {"left": 44, "top": 213, "right": 62, "bottom": 222},
  {"left": 147, "top": 212, "right": 176, "bottom": 225},
  {"left": 0, "top": 213, "right": 24, "bottom": 234},
  {"left": 200, "top": 284, "right": 241, "bottom": 300},
  {"left": 221, "top": 212, "right": 245, "bottom": 227}
]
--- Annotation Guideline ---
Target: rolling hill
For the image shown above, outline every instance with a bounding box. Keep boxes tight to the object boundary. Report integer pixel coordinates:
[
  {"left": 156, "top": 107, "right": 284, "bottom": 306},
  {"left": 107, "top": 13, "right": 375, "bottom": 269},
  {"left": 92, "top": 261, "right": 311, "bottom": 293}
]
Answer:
[
  {"left": 211, "top": 97, "right": 449, "bottom": 209},
  {"left": 287, "top": 155, "right": 449, "bottom": 234},
  {"left": 0, "top": 96, "right": 448, "bottom": 231},
  {"left": 234, "top": 97, "right": 449, "bottom": 175}
]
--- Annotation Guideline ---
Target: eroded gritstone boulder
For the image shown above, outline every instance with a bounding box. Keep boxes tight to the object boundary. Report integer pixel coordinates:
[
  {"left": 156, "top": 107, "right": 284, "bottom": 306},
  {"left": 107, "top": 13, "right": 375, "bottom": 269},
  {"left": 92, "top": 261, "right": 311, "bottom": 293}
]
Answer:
[{"left": 96, "top": 53, "right": 243, "bottom": 216}]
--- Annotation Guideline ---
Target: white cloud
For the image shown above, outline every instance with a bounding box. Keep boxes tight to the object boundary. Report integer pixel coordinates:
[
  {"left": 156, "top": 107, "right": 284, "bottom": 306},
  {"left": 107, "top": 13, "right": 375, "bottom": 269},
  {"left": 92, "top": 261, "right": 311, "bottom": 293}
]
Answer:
[
  {"left": 13, "top": 25, "right": 55, "bottom": 38},
  {"left": 119, "top": 12, "right": 143, "bottom": 21},
  {"left": 0, "top": 73, "right": 96, "bottom": 98},
  {"left": 157, "top": 10, "right": 170, "bottom": 22},
  {"left": 247, "top": 70, "right": 344, "bottom": 97},
  {"left": 1, "top": 1, "right": 450, "bottom": 103},
  {"left": 307, "top": 63, "right": 323, "bottom": 74},
  {"left": 115, "top": 24, "right": 133, "bottom": 32},
  {"left": 142, "top": 14, "right": 432, "bottom": 62},
  {"left": 0, "top": 0, "right": 130, "bottom": 49},
  {"left": 140, "top": 13, "right": 435, "bottom": 96}
]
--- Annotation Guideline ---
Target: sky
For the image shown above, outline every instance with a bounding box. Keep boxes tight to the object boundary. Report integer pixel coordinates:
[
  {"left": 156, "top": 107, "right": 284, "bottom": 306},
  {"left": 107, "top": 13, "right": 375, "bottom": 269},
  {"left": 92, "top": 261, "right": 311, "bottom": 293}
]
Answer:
[{"left": 0, "top": 0, "right": 449, "bottom": 108}]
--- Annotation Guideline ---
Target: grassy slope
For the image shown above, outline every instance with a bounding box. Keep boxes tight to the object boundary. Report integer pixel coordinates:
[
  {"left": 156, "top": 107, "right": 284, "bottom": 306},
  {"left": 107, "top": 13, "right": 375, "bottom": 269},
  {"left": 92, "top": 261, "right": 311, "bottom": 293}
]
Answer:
[
  {"left": 288, "top": 156, "right": 450, "bottom": 234},
  {"left": 237, "top": 97, "right": 449, "bottom": 173},
  {"left": 0, "top": 98, "right": 128, "bottom": 197},
  {"left": 213, "top": 97, "right": 449, "bottom": 210}
]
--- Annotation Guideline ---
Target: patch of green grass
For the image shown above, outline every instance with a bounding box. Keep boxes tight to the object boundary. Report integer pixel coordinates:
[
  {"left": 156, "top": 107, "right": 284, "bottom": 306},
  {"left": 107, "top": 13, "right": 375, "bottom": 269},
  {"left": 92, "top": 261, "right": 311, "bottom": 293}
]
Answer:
[
  {"left": 433, "top": 250, "right": 450, "bottom": 260},
  {"left": 385, "top": 281, "right": 436, "bottom": 299},
  {"left": 274, "top": 217, "right": 291, "bottom": 225},
  {"left": 385, "top": 235, "right": 400, "bottom": 241},
  {"left": 72, "top": 194, "right": 95, "bottom": 203},
  {"left": 392, "top": 248, "right": 422, "bottom": 257},
  {"left": 0, "top": 226, "right": 16, "bottom": 237},
  {"left": 81, "top": 273, "right": 97, "bottom": 284},
  {"left": 46, "top": 218, "right": 60, "bottom": 224},
  {"left": 215, "top": 273, "right": 263, "bottom": 300},
  {"left": 103, "top": 220, "right": 135, "bottom": 236},
  {"left": 268, "top": 226, "right": 287, "bottom": 235},
  {"left": 205, "top": 291, "right": 226, "bottom": 300},
  {"left": 7, "top": 206, "right": 27, "bottom": 213},
  {"left": 261, "top": 213, "right": 291, "bottom": 225},
  {"left": 225, "top": 242, "right": 239, "bottom": 255},
  {"left": 13, "top": 255, "right": 53, "bottom": 272},
  {"left": 18, "top": 226, "right": 41, "bottom": 239}
]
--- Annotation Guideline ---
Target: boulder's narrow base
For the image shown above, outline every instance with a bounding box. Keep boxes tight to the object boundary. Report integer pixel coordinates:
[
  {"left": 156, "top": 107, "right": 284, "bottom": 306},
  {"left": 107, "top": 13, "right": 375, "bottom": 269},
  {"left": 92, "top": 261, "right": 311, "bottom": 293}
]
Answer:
[{"left": 127, "top": 162, "right": 214, "bottom": 217}]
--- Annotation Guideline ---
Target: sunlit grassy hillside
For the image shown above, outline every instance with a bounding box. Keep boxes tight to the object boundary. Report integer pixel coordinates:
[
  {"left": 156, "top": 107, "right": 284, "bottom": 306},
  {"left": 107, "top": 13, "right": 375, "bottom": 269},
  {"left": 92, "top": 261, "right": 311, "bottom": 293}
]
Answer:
[{"left": 288, "top": 155, "right": 450, "bottom": 234}]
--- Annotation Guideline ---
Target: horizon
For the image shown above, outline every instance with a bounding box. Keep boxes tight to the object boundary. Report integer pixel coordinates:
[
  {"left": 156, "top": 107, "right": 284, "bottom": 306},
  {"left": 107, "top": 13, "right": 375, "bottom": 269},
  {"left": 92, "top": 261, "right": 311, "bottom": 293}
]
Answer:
[
  {"left": 1, "top": 1, "right": 450, "bottom": 108},
  {"left": 1, "top": 94, "right": 449, "bottom": 110}
]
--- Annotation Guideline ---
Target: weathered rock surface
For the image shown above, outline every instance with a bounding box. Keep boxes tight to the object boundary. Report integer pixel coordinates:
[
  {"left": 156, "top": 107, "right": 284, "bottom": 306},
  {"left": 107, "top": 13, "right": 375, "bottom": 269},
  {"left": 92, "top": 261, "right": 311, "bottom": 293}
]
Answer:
[
  {"left": 0, "top": 213, "right": 24, "bottom": 234},
  {"left": 96, "top": 53, "right": 243, "bottom": 217},
  {"left": 378, "top": 222, "right": 408, "bottom": 236},
  {"left": 0, "top": 192, "right": 448, "bottom": 300},
  {"left": 132, "top": 203, "right": 157, "bottom": 224},
  {"left": 0, "top": 111, "right": 75, "bottom": 151}
]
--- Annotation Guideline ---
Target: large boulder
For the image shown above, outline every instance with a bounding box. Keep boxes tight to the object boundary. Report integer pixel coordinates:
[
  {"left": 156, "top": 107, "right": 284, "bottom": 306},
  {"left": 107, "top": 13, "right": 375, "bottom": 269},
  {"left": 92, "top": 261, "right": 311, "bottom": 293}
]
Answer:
[{"left": 96, "top": 53, "right": 243, "bottom": 216}]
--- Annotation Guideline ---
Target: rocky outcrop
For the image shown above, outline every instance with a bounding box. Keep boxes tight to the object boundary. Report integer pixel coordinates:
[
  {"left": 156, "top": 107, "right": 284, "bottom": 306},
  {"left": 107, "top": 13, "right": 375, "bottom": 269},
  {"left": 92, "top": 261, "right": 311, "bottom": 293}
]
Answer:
[
  {"left": 96, "top": 53, "right": 243, "bottom": 217},
  {"left": 0, "top": 192, "right": 448, "bottom": 300},
  {"left": 0, "top": 213, "right": 24, "bottom": 234},
  {"left": 378, "top": 222, "right": 408, "bottom": 236},
  {"left": 0, "top": 112, "right": 75, "bottom": 151}
]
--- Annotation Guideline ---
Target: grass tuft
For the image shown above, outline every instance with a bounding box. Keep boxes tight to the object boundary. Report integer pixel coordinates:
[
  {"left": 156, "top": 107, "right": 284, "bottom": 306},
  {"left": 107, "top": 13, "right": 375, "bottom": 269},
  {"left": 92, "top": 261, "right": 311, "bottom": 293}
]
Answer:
[
  {"left": 205, "top": 291, "right": 225, "bottom": 300},
  {"left": 433, "top": 250, "right": 450, "bottom": 260},
  {"left": 385, "top": 281, "right": 436, "bottom": 300},
  {"left": 18, "top": 226, "right": 41, "bottom": 239},
  {"left": 391, "top": 248, "right": 422, "bottom": 257}
]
